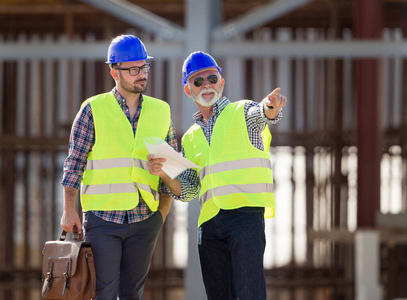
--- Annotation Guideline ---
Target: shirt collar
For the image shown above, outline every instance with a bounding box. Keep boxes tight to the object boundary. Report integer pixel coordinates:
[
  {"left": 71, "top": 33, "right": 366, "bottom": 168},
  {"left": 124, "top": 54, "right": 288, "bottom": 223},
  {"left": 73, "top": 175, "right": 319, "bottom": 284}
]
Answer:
[
  {"left": 112, "top": 87, "right": 144, "bottom": 106},
  {"left": 192, "top": 96, "right": 230, "bottom": 122}
]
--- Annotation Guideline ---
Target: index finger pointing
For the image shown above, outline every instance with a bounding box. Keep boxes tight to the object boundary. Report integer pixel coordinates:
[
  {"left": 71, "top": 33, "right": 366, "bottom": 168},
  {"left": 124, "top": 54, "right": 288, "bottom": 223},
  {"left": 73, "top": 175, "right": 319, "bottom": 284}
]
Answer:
[{"left": 270, "top": 87, "right": 281, "bottom": 97}]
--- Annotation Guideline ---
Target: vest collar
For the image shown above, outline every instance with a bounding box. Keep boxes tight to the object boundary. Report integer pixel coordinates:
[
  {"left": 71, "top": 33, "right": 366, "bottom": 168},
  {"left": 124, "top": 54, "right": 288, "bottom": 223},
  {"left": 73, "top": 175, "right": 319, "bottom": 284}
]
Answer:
[{"left": 111, "top": 87, "right": 144, "bottom": 107}]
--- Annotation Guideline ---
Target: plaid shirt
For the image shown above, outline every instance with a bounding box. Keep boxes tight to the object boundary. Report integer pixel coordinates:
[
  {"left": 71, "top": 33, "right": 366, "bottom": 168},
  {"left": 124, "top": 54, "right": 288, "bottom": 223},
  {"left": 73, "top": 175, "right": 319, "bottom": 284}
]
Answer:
[
  {"left": 173, "top": 96, "right": 282, "bottom": 202},
  {"left": 61, "top": 87, "right": 178, "bottom": 224}
]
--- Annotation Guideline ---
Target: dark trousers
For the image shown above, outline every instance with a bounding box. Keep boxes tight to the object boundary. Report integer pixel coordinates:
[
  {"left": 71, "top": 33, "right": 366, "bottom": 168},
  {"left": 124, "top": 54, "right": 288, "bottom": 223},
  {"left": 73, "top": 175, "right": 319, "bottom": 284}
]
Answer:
[
  {"left": 83, "top": 211, "right": 163, "bottom": 300},
  {"left": 198, "top": 207, "right": 267, "bottom": 300}
]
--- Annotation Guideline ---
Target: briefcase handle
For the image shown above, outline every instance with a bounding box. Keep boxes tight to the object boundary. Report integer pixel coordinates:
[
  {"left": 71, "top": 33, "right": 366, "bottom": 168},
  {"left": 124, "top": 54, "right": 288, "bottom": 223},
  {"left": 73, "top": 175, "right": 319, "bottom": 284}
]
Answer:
[{"left": 59, "top": 225, "right": 81, "bottom": 241}]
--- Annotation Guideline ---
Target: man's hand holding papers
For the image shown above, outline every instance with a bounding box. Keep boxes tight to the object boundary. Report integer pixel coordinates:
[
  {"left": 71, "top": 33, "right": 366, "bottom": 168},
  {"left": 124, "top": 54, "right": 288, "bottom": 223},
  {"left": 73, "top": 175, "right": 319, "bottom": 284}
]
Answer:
[{"left": 144, "top": 137, "right": 200, "bottom": 179}]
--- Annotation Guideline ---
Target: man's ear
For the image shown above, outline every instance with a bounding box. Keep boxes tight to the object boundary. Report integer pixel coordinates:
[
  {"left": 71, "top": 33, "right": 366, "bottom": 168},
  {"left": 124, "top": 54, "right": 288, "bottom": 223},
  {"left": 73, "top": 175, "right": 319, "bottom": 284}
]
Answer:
[
  {"left": 110, "top": 68, "right": 119, "bottom": 81},
  {"left": 184, "top": 85, "right": 192, "bottom": 97}
]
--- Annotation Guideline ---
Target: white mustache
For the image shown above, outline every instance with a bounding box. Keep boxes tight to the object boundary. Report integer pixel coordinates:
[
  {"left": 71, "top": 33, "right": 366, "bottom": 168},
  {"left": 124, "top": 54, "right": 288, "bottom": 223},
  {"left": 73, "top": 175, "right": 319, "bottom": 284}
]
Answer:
[
  {"left": 192, "top": 87, "right": 221, "bottom": 107},
  {"left": 199, "top": 88, "right": 216, "bottom": 96}
]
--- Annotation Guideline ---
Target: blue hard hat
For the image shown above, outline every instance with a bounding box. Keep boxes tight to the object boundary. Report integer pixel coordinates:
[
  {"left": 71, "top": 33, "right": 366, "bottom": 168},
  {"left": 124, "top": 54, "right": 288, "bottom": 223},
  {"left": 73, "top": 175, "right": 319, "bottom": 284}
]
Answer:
[
  {"left": 106, "top": 35, "right": 153, "bottom": 64},
  {"left": 182, "top": 51, "right": 222, "bottom": 85}
]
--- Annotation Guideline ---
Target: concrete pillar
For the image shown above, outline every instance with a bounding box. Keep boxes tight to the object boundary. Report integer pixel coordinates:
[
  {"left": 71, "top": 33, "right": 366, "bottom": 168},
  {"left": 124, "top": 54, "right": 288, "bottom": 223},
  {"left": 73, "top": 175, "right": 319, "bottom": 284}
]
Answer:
[
  {"left": 184, "top": 1, "right": 221, "bottom": 299},
  {"left": 355, "top": 230, "right": 382, "bottom": 300}
]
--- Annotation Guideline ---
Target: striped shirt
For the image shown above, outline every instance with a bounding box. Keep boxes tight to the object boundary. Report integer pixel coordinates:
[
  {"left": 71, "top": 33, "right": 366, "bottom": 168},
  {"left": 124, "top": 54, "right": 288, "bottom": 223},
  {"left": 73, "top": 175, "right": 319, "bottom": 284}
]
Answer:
[
  {"left": 61, "top": 87, "right": 178, "bottom": 224},
  {"left": 173, "top": 96, "right": 282, "bottom": 202}
]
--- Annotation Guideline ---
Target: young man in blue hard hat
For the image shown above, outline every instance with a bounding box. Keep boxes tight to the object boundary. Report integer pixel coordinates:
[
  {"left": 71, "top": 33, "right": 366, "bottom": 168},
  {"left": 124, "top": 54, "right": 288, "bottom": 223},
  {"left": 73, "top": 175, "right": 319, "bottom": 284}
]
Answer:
[
  {"left": 60, "top": 34, "right": 177, "bottom": 299},
  {"left": 147, "top": 51, "right": 287, "bottom": 299}
]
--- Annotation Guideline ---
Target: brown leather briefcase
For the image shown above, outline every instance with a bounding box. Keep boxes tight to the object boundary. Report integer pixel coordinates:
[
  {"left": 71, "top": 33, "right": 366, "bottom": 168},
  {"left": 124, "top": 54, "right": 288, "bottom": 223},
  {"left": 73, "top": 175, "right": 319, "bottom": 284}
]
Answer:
[{"left": 41, "top": 228, "right": 96, "bottom": 300}]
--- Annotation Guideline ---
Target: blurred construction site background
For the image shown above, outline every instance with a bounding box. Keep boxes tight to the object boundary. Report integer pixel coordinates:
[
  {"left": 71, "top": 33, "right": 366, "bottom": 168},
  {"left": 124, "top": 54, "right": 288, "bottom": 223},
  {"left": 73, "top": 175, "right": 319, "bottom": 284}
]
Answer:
[{"left": 1, "top": 0, "right": 407, "bottom": 299}]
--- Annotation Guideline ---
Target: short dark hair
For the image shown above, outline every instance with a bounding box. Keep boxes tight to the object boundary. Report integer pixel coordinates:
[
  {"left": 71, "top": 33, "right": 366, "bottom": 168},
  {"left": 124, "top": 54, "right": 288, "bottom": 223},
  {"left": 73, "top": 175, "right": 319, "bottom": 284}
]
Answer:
[{"left": 110, "top": 63, "right": 119, "bottom": 69}]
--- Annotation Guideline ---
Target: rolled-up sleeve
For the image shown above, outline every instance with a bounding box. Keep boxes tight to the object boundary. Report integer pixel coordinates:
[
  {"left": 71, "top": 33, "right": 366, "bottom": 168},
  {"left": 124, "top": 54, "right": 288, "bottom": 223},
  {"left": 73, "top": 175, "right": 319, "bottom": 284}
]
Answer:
[
  {"left": 246, "top": 101, "right": 283, "bottom": 132},
  {"left": 61, "top": 101, "right": 94, "bottom": 189}
]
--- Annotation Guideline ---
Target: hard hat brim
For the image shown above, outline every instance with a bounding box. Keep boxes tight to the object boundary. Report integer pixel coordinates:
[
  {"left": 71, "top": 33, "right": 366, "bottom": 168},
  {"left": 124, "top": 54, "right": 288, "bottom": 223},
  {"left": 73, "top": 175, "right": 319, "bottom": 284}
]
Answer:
[
  {"left": 185, "top": 67, "right": 221, "bottom": 84},
  {"left": 105, "top": 55, "right": 154, "bottom": 64}
]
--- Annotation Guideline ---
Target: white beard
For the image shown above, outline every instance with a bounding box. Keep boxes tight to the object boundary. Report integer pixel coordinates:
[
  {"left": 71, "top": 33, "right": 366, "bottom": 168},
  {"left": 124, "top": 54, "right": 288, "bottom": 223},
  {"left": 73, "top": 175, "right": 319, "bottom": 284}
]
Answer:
[{"left": 191, "top": 87, "right": 223, "bottom": 107}]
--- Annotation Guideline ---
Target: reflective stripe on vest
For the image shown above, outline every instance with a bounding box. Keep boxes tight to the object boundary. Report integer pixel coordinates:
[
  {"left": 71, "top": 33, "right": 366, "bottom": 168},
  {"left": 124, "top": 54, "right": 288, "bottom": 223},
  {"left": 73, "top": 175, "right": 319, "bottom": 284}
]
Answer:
[
  {"left": 82, "top": 182, "right": 157, "bottom": 199},
  {"left": 198, "top": 157, "right": 272, "bottom": 182},
  {"left": 200, "top": 182, "right": 274, "bottom": 204},
  {"left": 85, "top": 157, "right": 148, "bottom": 171},
  {"left": 198, "top": 157, "right": 274, "bottom": 204},
  {"left": 83, "top": 158, "right": 155, "bottom": 198}
]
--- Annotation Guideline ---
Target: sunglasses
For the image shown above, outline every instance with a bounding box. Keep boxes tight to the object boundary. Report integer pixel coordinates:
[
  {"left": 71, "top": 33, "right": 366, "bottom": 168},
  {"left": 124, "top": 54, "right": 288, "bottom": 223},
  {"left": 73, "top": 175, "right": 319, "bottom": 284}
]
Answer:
[{"left": 193, "top": 75, "right": 218, "bottom": 87}]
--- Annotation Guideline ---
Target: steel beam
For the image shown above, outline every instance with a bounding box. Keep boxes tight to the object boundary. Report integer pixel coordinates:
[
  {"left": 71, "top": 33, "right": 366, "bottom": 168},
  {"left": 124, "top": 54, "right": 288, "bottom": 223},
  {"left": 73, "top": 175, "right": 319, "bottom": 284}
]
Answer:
[
  {"left": 212, "top": 0, "right": 314, "bottom": 41},
  {"left": 212, "top": 40, "right": 407, "bottom": 58},
  {"left": 2, "top": 40, "right": 407, "bottom": 60},
  {"left": 183, "top": 0, "right": 221, "bottom": 298},
  {"left": 354, "top": 0, "right": 383, "bottom": 228},
  {"left": 0, "top": 40, "right": 183, "bottom": 60},
  {"left": 80, "top": 0, "right": 185, "bottom": 42}
]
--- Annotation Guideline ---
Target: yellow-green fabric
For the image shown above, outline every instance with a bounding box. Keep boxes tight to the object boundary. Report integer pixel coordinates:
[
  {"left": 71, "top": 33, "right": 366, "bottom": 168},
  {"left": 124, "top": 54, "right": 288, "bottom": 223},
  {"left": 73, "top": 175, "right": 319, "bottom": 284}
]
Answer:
[
  {"left": 182, "top": 100, "right": 275, "bottom": 227},
  {"left": 81, "top": 91, "right": 170, "bottom": 211}
]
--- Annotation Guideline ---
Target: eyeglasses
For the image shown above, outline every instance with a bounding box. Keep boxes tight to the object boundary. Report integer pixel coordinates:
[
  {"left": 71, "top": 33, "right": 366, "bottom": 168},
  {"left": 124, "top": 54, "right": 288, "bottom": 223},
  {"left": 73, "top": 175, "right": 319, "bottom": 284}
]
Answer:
[
  {"left": 114, "top": 63, "right": 151, "bottom": 76},
  {"left": 193, "top": 75, "right": 218, "bottom": 87}
]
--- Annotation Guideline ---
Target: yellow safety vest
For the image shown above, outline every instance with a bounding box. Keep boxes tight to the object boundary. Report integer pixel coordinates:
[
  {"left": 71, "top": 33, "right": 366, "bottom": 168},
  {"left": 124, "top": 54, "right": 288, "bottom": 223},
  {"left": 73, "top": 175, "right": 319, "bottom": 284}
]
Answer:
[
  {"left": 81, "top": 91, "right": 171, "bottom": 211},
  {"left": 182, "top": 100, "right": 275, "bottom": 227}
]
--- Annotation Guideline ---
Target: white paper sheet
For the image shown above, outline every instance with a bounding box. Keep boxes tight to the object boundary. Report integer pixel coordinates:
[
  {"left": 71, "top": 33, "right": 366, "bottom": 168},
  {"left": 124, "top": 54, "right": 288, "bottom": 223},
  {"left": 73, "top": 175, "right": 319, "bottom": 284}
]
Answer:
[{"left": 144, "top": 137, "right": 201, "bottom": 179}]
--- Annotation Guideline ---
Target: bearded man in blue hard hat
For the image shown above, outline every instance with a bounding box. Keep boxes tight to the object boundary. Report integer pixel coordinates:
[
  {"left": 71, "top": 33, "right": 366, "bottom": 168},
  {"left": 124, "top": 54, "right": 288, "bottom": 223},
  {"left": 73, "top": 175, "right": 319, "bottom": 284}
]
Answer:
[
  {"left": 147, "top": 51, "right": 287, "bottom": 299},
  {"left": 60, "top": 34, "right": 177, "bottom": 299}
]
